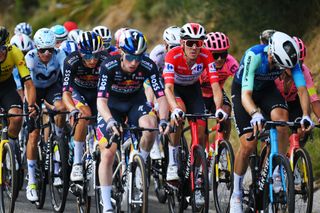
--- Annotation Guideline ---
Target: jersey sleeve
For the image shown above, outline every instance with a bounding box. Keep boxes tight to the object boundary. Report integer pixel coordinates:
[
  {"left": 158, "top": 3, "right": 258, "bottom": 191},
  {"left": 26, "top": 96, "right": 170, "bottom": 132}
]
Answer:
[
  {"left": 147, "top": 61, "right": 165, "bottom": 99},
  {"left": 62, "top": 56, "right": 75, "bottom": 92},
  {"left": 227, "top": 55, "right": 240, "bottom": 76},
  {"left": 163, "top": 50, "right": 175, "bottom": 84},
  {"left": 13, "top": 46, "right": 31, "bottom": 82},
  {"left": 292, "top": 64, "right": 306, "bottom": 89},
  {"left": 12, "top": 68, "right": 22, "bottom": 90},
  {"left": 97, "top": 61, "right": 112, "bottom": 98},
  {"left": 302, "top": 64, "right": 319, "bottom": 102},
  {"left": 241, "top": 51, "right": 260, "bottom": 91}
]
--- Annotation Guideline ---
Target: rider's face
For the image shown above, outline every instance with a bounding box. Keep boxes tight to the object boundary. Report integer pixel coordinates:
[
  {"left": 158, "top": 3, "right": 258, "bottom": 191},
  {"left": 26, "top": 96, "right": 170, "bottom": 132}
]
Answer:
[
  {"left": 38, "top": 48, "right": 54, "bottom": 63},
  {"left": 182, "top": 40, "right": 203, "bottom": 60},
  {"left": 0, "top": 45, "right": 7, "bottom": 63},
  {"left": 121, "top": 53, "right": 141, "bottom": 73}
]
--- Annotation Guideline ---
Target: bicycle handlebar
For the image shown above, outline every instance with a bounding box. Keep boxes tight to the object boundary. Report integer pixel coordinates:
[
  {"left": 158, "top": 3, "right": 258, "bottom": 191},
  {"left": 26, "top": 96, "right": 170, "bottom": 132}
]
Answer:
[{"left": 70, "top": 115, "right": 97, "bottom": 136}]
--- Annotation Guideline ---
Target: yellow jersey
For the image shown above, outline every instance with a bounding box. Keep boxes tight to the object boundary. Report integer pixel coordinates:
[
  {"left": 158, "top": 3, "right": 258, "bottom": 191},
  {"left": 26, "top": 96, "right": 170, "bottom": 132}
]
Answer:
[{"left": 0, "top": 45, "right": 31, "bottom": 83}]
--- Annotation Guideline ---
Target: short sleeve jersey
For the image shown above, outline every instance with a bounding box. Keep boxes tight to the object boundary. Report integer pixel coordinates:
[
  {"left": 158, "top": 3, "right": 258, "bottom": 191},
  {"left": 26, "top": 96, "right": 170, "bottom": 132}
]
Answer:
[
  {"left": 97, "top": 55, "right": 165, "bottom": 99},
  {"left": 163, "top": 46, "right": 218, "bottom": 86}
]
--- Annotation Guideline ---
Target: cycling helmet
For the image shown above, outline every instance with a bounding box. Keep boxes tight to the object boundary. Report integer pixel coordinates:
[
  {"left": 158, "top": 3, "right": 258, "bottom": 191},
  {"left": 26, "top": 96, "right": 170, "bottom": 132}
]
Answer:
[
  {"left": 93, "top": 26, "right": 112, "bottom": 42},
  {"left": 50, "top": 25, "right": 68, "bottom": 41},
  {"left": 78, "top": 31, "right": 103, "bottom": 54},
  {"left": 163, "top": 26, "right": 181, "bottom": 46},
  {"left": 0, "top": 26, "right": 9, "bottom": 46},
  {"left": 205, "top": 32, "right": 230, "bottom": 51},
  {"left": 293, "top": 36, "right": 306, "bottom": 61},
  {"left": 14, "top": 22, "right": 33, "bottom": 37},
  {"left": 33, "top": 28, "right": 56, "bottom": 49},
  {"left": 119, "top": 29, "right": 147, "bottom": 55},
  {"left": 180, "top": 23, "right": 206, "bottom": 40},
  {"left": 259, "top": 29, "right": 276, "bottom": 45},
  {"left": 269, "top": 31, "right": 299, "bottom": 69},
  {"left": 114, "top": 27, "right": 129, "bottom": 47},
  {"left": 59, "top": 40, "right": 78, "bottom": 55},
  {"left": 68, "top": 29, "right": 83, "bottom": 42},
  {"left": 10, "top": 34, "right": 33, "bottom": 52},
  {"left": 63, "top": 21, "right": 78, "bottom": 32}
]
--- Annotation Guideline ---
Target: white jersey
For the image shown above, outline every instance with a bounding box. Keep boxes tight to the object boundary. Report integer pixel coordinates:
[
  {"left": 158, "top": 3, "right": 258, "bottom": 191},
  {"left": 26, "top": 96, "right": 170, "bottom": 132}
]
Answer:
[{"left": 149, "top": 44, "right": 166, "bottom": 72}]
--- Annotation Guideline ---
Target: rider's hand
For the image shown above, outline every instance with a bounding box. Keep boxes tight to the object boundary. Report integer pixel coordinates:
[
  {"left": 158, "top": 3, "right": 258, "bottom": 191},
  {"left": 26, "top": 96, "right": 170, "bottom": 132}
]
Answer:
[
  {"left": 170, "top": 108, "right": 185, "bottom": 126},
  {"left": 215, "top": 108, "right": 228, "bottom": 122},
  {"left": 69, "top": 109, "right": 80, "bottom": 125},
  {"left": 159, "top": 119, "right": 170, "bottom": 134},
  {"left": 106, "top": 118, "right": 120, "bottom": 136},
  {"left": 300, "top": 115, "right": 314, "bottom": 132},
  {"left": 28, "top": 104, "right": 39, "bottom": 118},
  {"left": 250, "top": 112, "right": 264, "bottom": 136}
]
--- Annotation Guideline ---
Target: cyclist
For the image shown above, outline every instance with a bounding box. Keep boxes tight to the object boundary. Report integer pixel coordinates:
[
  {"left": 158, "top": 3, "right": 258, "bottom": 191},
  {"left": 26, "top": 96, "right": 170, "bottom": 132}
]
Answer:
[
  {"left": 230, "top": 31, "right": 313, "bottom": 213},
  {"left": 63, "top": 20, "right": 78, "bottom": 32},
  {"left": 163, "top": 23, "right": 227, "bottom": 191},
  {"left": 93, "top": 25, "right": 118, "bottom": 54},
  {"left": 96, "top": 28, "right": 169, "bottom": 213},
  {"left": 0, "top": 26, "right": 37, "bottom": 188},
  {"left": 14, "top": 22, "right": 33, "bottom": 37},
  {"left": 62, "top": 31, "right": 110, "bottom": 182},
  {"left": 148, "top": 26, "right": 181, "bottom": 159},
  {"left": 201, "top": 32, "right": 239, "bottom": 140},
  {"left": 59, "top": 39, "right": 78, "bottom": 56},
  {"left": 67, "top": 29, "right": 83, "bottom": 43},
  {"left": 112, "top": 27, "right": 128, "bottom": 55},
  {"left": 275, "top": 36, "right": 320, "bottom": 138},
  {"left": 24, "top": 28, "right": 67, "bottom": 201},
  {"left": 50, "top": 24, "right": 68, "bottom": 48},
  {"left": 10, "top": 33, "right": 34, "bottom": 100}
]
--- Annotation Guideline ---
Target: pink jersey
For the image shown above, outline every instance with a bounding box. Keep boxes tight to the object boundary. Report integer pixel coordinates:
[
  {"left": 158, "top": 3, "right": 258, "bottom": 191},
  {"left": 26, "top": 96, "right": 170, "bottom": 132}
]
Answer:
[
  {"left": 200, "top": 54, "right": 239, "bottom": 98},
  {"left": 275, "top": 64, "right": 319, "bottom": 102}
]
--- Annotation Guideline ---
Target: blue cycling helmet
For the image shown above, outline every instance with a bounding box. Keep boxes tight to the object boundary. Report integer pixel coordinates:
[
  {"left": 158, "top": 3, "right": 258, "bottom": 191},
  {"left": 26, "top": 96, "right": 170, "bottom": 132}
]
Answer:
[
  {"left": 50, "top": 25, "right": 68, "bottom": 41},
  {"left": 78, "top": 31, "right": 103, "bottom": 54},
  {"left": 59, "top": 40, "right": 78, "bottom": 55},
  {"left": 119, "top": 29, "right": 147, "bottom": 55},
  {"left": 14, "top": 22, "right": 33, "bottom": 37}
]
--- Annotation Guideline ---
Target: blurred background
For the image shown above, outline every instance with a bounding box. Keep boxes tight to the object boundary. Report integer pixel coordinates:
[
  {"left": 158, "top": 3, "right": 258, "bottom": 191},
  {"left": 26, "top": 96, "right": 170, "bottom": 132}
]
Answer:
[{"left": 1, "top": 0, "right": 320, "bottom": 185}]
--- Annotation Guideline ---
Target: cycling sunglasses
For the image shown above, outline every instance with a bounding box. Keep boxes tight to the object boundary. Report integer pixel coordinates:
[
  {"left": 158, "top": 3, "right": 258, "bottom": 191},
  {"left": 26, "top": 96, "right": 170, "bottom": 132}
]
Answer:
[
  {"left": 81, "top": 52, "right": 100, "bottom": 60},
  {"left": 38, "top": 48, "right": 55, "bottom": 54},
  {"left": 212, "top": 51, "right": 228, "bottom": 60},
  {"left": 124, "top": 54, "right": 142, "bottom": 62},
  {"left": 0, "top": 45, "right": 7, "bottom": 52},
  {"left": 184, "top": 40, "right": 204, "bottom": 48}
]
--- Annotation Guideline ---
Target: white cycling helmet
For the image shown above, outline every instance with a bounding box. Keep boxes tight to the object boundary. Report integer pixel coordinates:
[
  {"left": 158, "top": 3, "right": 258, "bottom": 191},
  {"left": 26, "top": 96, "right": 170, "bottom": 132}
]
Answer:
[
  {"left": 50, "top": 25, "right": 68, "bottom": 41},
  {"left": 269, "top": 31, "right": 299, "bottom": 69},
  {"left": 163, "top": 26, "right": 181, "bottom": 46},
  {"left": 10, "top": 33, "right": 33, "bottom": 52},
  {"left": 93, "top": 26, "right": 112, "bottom": 49},
  {"left": 34, "top": 28, "right": 56, "bottom": 49},
  {"left": 68, "top": 29, "right": 83, "bottom": 42},
  {"left": 14, "top": 22, "right": 33, "bottom": 37},
  {"left": 180, "top": 23, "right": 206, "bottom": 40},
  {"left": 114, "top": 27, "right": 128, "bottom": 47}
]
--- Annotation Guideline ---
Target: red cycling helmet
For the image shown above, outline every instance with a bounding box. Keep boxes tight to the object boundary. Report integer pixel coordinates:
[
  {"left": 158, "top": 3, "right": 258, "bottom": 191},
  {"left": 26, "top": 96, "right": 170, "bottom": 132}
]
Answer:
[
  {"left": 293, "top": 36, "right": 306, "bottom": 61},
  {"left": 204, "top": 32, "right": 230, "bottom": 51},
  {"left": 63, "top": 21, "right": 78, "bottom": 32}
]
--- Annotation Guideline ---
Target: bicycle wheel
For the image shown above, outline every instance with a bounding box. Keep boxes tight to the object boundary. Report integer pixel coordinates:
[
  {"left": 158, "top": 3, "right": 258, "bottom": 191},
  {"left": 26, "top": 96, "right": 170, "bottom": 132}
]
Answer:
[
  {"left": 76, "top": 162, "right": 91, "bottom": 213},
  {"left": 212, "top": 140, "right": 234, "bottom": 213},
  {"left": 262, "top": 154, "right": 294, "bottom": 213},
  {"left": 293, "top": 148, "right": 313, "bottom": 213},
  {"left": 0, "top": 142, "right": 17, "bottom": 213},
  {"left": 129, "top": 154, "right": 148, "bottom": 213},
  {"left": 191, "top": 144, "right": 209, "bottom": 213},
  {"left": 35, "top": 141, "right": 47, "bottom": 209},
  {"left": 49, "top": 137, "right": 70, "bottom": 212}
]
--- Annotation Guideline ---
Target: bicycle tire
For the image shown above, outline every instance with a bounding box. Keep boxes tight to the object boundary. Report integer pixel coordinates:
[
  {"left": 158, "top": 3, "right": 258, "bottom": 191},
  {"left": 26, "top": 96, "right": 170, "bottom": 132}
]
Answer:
[
  {"left": 262, "top": 154, "right": 294, "bottom": 213},
  {"left": 293, "top": 147, "right": 313, "bottom": 213},
  {"left": 49, "top": 137, "right": 70, "bottom": 212},
  {"left": 76, "top": 161, "right": 91, "bottom": 213},
  {"left": 212, "top": 140, "right": 235, "bottom": 213},
  {"left": 190, "top": 144, "right": 209, "bottom": 213},
  {"left": 0, "top": 142, "right": 17, "bottom": 213},
  {"left": 128, "top": 154, "right": 148, "bottom": 213},
  {"left": 35, "top": 140, "right": 47, "bottom": 209}
]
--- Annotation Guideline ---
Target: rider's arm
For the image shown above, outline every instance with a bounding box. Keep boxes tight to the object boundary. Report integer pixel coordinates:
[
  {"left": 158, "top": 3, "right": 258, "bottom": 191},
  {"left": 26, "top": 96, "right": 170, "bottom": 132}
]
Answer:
[
  {"left": 292, "top": 64, "right": 310, "bottom": 116},
  {"left": 62, "top": 56, "right": 76, "bottom": 112},
  {"left": 241, "top": 51, "right": 260, "bottom": 114},
  {"left": 163, "top": 54, "right": 179, "bottom": 109},
  {"left": 97, "top": 97, "right": 113, "bottom": 122}
]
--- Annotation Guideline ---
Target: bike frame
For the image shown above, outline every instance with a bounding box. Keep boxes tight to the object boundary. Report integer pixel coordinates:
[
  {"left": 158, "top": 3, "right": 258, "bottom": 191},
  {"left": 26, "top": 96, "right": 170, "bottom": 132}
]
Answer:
[{"left": 0, "top": 117, "right": 9, "bottom": 185}]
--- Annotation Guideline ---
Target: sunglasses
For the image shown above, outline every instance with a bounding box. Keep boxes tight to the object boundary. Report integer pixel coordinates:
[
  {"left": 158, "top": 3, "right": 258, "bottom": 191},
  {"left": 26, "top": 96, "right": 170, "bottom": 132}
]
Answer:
[
  {"left": 124, "top": 54, "right": 142, "bottom": 62},
  {"left": 184, "top": 40, "right": 203, "bottom": 48},
  {"left": 212, "top": 52, "right": 228, "bottom": 60},
  {"left": 81, "top": 52, "right": 100, "bottom": 60},
  {"left": 0, "top": 45, "right": 7, "bottom": 52},
  {"left": 38, "top": 48, "right": 55, "bottom": 54}
]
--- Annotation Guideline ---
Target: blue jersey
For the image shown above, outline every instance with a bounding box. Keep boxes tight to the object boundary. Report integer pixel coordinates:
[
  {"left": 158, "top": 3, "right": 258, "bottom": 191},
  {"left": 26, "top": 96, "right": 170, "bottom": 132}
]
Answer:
[
  {"left": 25, "top": 49, "right": 66, "bottom": 88},
  {"left": 234, "top": 44, "right": 306, "bottom": 91},
  {"left": 13, "top": 68, "right": 22, "bottom": 90}
]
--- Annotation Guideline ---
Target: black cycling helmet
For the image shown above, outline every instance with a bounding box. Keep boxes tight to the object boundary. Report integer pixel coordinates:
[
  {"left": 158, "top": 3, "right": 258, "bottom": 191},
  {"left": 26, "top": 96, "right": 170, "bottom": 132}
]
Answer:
[{"left": 0, "top": 26, "right": 9, "bottom": 46}]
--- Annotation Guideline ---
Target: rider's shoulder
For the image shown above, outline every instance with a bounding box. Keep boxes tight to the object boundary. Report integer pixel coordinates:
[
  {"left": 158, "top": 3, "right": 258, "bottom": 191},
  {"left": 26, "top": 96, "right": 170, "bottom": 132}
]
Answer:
[{"left": 101, "top": 54, "right": 120, "bottom": 70}]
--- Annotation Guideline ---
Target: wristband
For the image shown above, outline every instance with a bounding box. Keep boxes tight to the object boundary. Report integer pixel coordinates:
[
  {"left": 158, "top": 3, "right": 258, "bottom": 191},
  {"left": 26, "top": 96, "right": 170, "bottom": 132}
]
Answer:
[{"left": 249, "top": 108, "right": 259, "bottom": 117}]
